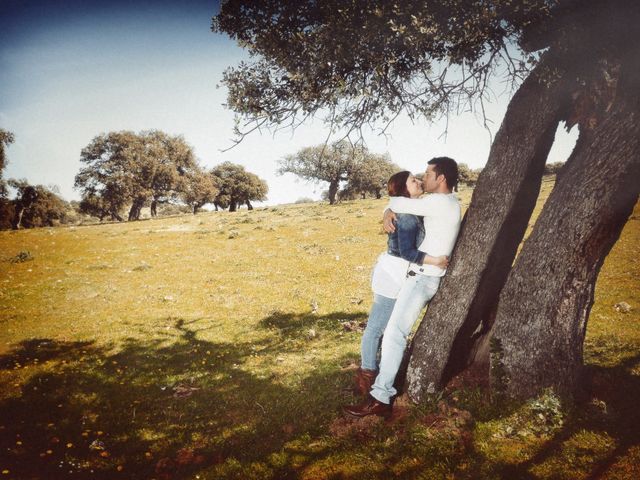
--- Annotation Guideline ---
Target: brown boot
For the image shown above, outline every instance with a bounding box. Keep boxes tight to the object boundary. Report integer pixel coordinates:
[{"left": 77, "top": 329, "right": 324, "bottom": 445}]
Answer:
[
  {"left": 353, "top": 368, "right": 377, "bottom": 397},
  {"left": 343, "top": 395, "right": 392, "bottom": 419}
]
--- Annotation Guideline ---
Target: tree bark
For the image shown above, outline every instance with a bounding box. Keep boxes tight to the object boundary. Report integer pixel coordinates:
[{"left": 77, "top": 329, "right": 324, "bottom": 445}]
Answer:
[
  {"left": 328, "top": 181, "right": 339, "bottom": 205},
  {"left": 490, "top": 57, "right": 640, "bottom": 399},
  {"left": 406, "top": 53, "right": 573, "bottom": 403},
  {"left": 110, "top": 210, "right": 123, "bottom": 222},
  {"left": 11, "top": 204, "right": 24, "bottom": 230},
  {"left": 128, "top": 198, "right": 145, "bottom": 221}
]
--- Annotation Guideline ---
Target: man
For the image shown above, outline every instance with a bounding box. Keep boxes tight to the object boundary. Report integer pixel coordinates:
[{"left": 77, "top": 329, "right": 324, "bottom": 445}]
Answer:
[{"left": 344, "top": 157, "right": 461, "bottom": 418}]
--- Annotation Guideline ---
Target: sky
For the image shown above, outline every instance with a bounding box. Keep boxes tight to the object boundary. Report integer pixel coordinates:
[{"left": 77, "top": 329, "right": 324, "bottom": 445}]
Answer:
[{"left": 0, "top": 0, "right": 578, "bottom": 206}]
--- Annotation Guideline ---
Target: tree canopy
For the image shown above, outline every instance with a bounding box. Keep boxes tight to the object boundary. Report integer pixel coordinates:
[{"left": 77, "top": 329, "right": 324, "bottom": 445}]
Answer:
[
  {"left": 210, "top": 162, "right": 269, "bottom": 211},
  {"left": 278, "top": 141, "right": 397, "bottom": 204},
  {"left": 0, "top": 179, "right": 69, "bottom": 230},
  {"left": 179, "top": 166, "right": 220, "bottom": 214},
  {"left": 215, "top": 0, "right": 640, "bottom": 402},
  {"left": 75, "top": 130, "right": 201, "bottom": 221},
  {"left": 213, "top": 0, "right": 554, "bottom": 143},
  {"left": 0, "top": 129, "right": 15, "bottom": 199}
]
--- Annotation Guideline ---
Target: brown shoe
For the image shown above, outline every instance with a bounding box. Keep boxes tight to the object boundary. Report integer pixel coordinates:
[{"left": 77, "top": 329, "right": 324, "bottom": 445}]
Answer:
[
  {"left": 343, "top": 395, "right": 392, "bottom": 419},
  {"left": 353, "top": 368, "right": 378, "bottom": 397}
]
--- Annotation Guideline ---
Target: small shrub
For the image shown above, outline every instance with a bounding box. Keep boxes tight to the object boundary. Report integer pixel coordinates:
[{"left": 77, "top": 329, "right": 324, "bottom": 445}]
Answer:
[{"left": 10, "top": 251, "right": 34, "bottom": 263}]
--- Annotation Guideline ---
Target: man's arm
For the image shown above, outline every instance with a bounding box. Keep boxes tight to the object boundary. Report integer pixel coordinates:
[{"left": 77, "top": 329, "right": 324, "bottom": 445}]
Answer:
[
  {"left": 387, "top": 196, "right": 431, "bottom": 216},
  {"left": 383, "top": 196, "right": 432, "bottom": 233}
]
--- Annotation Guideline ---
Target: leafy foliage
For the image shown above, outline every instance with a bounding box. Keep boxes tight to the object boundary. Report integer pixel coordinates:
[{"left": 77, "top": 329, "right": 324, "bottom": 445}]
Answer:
[
  {"left": 178, "top": 166, "right": 220, "bottom": 214},
  {"left": 210, "top": 162, "right": 269, "bottom": 211},
  {"left": 0, "top": 180, "right": 70, "bottom": 229},
  {"left": 75, "top": 130, "right": 199, "bottom": 221},
  {"left": 544, "top": 161, "right": 565, "bottom": 176},
  {"left": 213, "top": 0, "right": 553, "bottom": 143},
  {"left": 279, "top": 141, "right": 395, "bottom": 204},
  {"left": 457, "top": 163, "right": 483, "bottom": 187},
  {"left": 0, "top": 128, "right": 16, "bottom": 199},
  {"left": 341, "top": 152, "right": 399, "bottom": 200}
]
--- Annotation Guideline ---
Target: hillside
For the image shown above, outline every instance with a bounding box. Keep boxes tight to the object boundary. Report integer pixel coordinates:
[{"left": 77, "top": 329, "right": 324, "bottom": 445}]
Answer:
[{"left": 1, "top": 181, "right": 638, "bottom": 479}]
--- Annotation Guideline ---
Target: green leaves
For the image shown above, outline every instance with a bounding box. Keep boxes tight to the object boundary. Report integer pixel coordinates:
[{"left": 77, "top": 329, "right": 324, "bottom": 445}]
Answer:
[
  {"left": 214, "top": 0, "right": 554, "bottom": 143},
  {"left": 75, "top": 131, "right": 200, "bottom": 221}
]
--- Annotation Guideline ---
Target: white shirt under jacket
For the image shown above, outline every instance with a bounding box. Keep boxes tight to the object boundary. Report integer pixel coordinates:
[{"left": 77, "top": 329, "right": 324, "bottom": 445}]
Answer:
[{"left": 387, "top": 193, "right": 461, "bottom": 277}]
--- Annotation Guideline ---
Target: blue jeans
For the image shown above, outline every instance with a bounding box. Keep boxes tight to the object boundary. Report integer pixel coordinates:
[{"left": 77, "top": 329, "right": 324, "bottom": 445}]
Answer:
[
  {"left": 360, "top": 294, "right": 396, "bottom": 371},
  {"left": 370, "top": 274, "right": 441, "bottom": 404}
]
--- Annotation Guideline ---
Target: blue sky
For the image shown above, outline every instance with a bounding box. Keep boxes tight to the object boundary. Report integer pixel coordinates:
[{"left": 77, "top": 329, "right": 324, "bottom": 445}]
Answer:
[{"left": 0, "top": 0, "right": 577, "bottom": 206}]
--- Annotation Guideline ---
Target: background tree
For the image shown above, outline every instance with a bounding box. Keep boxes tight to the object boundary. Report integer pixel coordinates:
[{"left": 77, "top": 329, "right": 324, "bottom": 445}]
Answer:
[
  {"left": 214, "top": 0, "right": 640, "bottom": 400},
  {"left": 0, "top": 129, "right": 15, "bottom": 199},
  {"left": 144, "top": 130, "right": 198, "bottom": 218},
  {"left": 278, "top": 141, "right": 372, "bottom": 205},
  {"left": 210, "top": 162, "right": 269, "bottom": 211},
  {"left": 15, "top": 184, "right": 68, "bottom": 228},
  {"left": 1, "top": 180, "right": 68, "bottom": 230},
  {"left": 543, "top": 161, "right": 565, "bottom": 176},
  {"left": 341, "top": 153, "right": 399, "bottom": 200},
  {"left": 0, "top": 129, "right": 16, "bottom": 227},
  {"left": 8, "top": 179, "right": 38, "bottom": 229},
  {"left": 242, "top": 172, "right": 269, "bottom": 210},
  {"left": 77, "top": 189, "right": 125, "bottom": 222},
  {"left": 457, "top": 163, "right": 483, "bottom": 188},
  {"left": 75, "top": 131, "right": 139, "bottom": 221},
  {"left": 179, "top": 165, "right": 220, "bottom": 214},
  {"left": 75, "top": 130, "right": 198, "bottom": 221}
]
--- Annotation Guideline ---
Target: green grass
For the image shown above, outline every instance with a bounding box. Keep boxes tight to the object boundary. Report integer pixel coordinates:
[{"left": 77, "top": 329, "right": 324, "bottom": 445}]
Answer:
[{"left": 0, "top": 183, "right": 638, "bottom": 479}]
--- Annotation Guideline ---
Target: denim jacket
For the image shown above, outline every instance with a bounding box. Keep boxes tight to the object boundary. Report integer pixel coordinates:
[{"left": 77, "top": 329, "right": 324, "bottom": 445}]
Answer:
[{"left": 387, "top": 213, "right": 425, "bottom": 264}]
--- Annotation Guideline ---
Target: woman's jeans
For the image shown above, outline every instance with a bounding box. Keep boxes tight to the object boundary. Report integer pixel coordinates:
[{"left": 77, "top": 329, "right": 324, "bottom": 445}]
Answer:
[
  {"left": 371, "top": 274, "right": 441, "bottom": 404},
  {"left": 360, "top": 294, "right": 396, "bottom": 371}
]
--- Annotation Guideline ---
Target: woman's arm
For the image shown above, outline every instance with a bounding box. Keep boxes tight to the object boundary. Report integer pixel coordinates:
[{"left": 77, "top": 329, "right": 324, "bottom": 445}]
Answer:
[
  {"left": 395, "top": 213, "right": 449, "bottom": 269},
  {"left": 395, "top": 214, "right": 425, "bottom": 264}
]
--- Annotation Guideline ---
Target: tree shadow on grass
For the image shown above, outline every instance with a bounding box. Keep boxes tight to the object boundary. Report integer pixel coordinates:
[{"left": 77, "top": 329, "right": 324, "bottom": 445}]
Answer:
[
  {"left": 461, "top": 353, "right": 640, "bottom": 479},
  {"left": 259, "top": 310, "right": 367, "bottom": 338},
  {"left": 0, "top": 316, "right": 361, "bottom": 480}
]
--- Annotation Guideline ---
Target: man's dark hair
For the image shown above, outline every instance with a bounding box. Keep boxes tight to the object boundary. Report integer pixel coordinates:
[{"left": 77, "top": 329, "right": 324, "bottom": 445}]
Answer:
[{"left": 428, "top": 157, "right": 459, "bottom": 192}]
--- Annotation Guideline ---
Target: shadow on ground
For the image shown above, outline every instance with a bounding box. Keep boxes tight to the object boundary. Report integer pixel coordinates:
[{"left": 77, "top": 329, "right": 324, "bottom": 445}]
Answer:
[
  {"left": 456, "top": 353, "right": 640, "bottom": 480},
  {"left": 2, "top": 314, "right": 638, "bottom": 480},
  {"left": 0, "top": 314, "right": 362, "bottom": 480}
]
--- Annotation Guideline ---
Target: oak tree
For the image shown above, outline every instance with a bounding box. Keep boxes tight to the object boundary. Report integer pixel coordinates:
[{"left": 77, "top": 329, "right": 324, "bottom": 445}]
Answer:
[
  {"left": 210, "top": 162, "right": 269, "bottom": 211},
  {"left": 279, "top": 141, "right": 393, "bottom": 204},
  {"left": 75, "top": 130, "right": 198, "bottom": 221},
  {"left": 214, "top": 0, "right": 640, "bottom": 400}
]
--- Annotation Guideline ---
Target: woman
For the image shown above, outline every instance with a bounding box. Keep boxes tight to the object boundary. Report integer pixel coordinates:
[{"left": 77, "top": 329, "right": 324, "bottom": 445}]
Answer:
[{"left": 355, "top": 171, "right": 448, "bottom": 396}]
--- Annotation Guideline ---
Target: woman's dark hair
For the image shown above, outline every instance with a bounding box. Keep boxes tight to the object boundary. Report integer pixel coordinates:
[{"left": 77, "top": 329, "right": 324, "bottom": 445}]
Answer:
[{"left": 387, "top": 171, "right": 412, "bottom": 198}]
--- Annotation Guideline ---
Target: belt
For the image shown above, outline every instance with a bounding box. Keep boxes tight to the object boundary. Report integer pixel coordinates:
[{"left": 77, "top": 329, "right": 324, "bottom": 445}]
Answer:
[{"left": 407, "top": 266, "right": 429, "bottom": 276}]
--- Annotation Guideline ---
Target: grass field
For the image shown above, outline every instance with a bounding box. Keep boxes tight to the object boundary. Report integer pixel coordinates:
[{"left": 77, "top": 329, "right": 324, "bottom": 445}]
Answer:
[{"left": 1, "top": 180, "right": 638, "bottom": 479}]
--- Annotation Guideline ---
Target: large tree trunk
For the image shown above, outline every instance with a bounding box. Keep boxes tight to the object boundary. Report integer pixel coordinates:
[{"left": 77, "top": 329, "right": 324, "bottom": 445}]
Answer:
[
  {"left": 110, "top": 210, "right": 123, "bottom": 222},
  {"left": 128, "top": 198, "right": 145, "bottom": 221},
  {"left": 327, "top": 180, "right": 339, "bottom": 205},
  {"left": 11, "top": 204, "right": 24, "bottom": 230},
  {"left": 406, "top": 53, "right": 573, "bottom": 403},
  {"left": 490, "top": 56, "right": 640, "bottom": 399}
]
